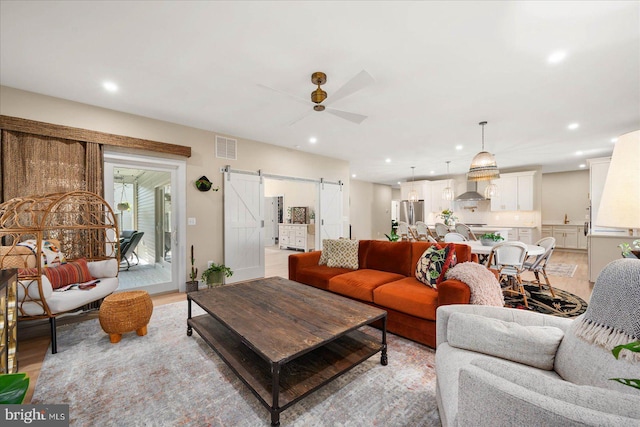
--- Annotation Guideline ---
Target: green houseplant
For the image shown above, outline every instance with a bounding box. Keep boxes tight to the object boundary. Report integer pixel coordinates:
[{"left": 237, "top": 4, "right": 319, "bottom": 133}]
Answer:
[
  {"left": 0, "top": 373, "right": 29, "bottom": 404},
  {"left": 479, "top": 233, "right": 504, "bottom": 246},
  {"left": 437, "top": 209, "right": 458, "bottom": 226},
  {"left": 610, "top": 341, "right": 640, "bottom": 389},
  {"left": 186, "top": 245, "right": 199, "bottom": 292},
  {"left": 201, "top": 263, "right": 233, "bottom": 288}
]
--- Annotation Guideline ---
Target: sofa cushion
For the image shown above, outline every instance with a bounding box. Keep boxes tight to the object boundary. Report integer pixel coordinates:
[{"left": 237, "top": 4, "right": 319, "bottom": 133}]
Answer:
[
  {"left": 373, "top": 277, "right": 439, "bottom": 320},
  {"left": 327, "top": 239, "right": 359, "bottom": 269},
  {"left": 447, "top": 312, "right": 565, "bottom": 370},
  {"left": 318, "top": 239, "right": 336, "bottom": 265},
  {"left": 328, "top": 269, "right": 405, "bottom": 302},
  {"left": 471, "top": 358, "right": 640, "bottom": 420},
  {"left": 295, "top": 265, "right": 354, "bottom": 290},
  {"left": 415, "top": 244, "right": 457, "bottom": 288},
  {"left": 362, "top": 240, "right": 412, "bottom": 276},
  {"left": 44, "top": 258, "right": 95, "bottom": 289}
]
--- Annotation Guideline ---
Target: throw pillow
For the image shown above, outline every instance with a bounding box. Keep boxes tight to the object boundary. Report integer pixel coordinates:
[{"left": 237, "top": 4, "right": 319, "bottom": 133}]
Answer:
[
  {"left": 327, "top": 239, "right": 359, "bottom": 270},
  {"left": 318, "top": 239, "right": 336, "bottom": 266},
  {"left": 447, "top": 312, "right": 565, "bottom": 370},
  {"left": 17, "top": 239, "right": 66, "bottom": 267},
  {"left": 415, "top": 243, "right": 457, "bottom": 288},
  {"left": 44, "top": 258, "right": 95, "bottom": 289}
]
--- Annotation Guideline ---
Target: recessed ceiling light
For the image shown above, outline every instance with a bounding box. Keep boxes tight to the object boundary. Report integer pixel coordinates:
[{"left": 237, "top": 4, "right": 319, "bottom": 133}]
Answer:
[
  {"left": 455, "top": 145, "right": 463, "bottom": 151},
  {"left": 547, "top": 50, "right": 567, "bottom": 64},
  {"left": 579, "top": 164, "right": 586, "bottom": 168},
  {"left": 430, "top": 170, "right": 435, "bottom": 175},
  {"left": 576, "top": 150, "right": 583, "bottom": 156},
  {"left": 397, "top": 181, "right": 401, "bottom": 185},
  {"left": 385, "top": 158, "right": 391, "bottom": 163},
  {"left": 351, "top": 173, "right": 356, "bottom": 178},
  {"left": 610, "top": 137, "right": 618, "bottom": 143},
  {"left": 102, "top": 81, "right": 118, "bottom": 92},
  {"left": 567, "top": 123, "right": 580, "bottom": 130},
  {"left": 309, "top": 137, "right": 317, "bottom": 144}
]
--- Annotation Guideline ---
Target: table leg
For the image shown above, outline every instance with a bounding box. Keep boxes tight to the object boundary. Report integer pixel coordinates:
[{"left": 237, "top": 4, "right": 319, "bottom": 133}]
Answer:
[
  {"left": 271, "top": 363, "right": 281, "bottom": 426},
  {"left": 187, "top": 296, "right": 193, "bottom": 336},
  {"left": 381, "top": 316, "right": 388, "bottom": 366}
]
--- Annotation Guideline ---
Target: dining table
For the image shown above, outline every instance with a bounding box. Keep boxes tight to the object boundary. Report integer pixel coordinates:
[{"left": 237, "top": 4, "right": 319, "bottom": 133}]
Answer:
[{"left": 461, "top": 240, "right": 545, "bottom": 257}]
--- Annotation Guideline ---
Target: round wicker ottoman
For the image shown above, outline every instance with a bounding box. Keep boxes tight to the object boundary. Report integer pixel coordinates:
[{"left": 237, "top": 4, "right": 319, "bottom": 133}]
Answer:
[{"left": 99, "top": 290, "right": 153, "bottom": 343}]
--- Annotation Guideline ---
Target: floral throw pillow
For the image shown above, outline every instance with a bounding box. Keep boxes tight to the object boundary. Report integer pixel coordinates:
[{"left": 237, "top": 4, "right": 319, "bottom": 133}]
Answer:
[{"left": 415, "top": 243, "right": 457, "bottom": 288}]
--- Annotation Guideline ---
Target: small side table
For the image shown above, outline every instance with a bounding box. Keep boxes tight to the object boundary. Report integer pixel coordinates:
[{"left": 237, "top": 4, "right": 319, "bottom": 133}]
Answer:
[{"left": 99, "top": 290, "right": 153, "bottom": 343}]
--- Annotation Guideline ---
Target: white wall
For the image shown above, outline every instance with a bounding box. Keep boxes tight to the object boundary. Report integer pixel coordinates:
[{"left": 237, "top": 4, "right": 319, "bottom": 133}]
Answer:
[
  {"left": 541, "top": 170, "right": 589, "bottom": 224},
  {"left": 0, "top": 86, "right": 350, "bottom": 278},
  {"left": 264, "top": 178, "right": 316, "bottom": 221},
  {"left": 349, "top": 179, "right": 392, "bottom": 240}
]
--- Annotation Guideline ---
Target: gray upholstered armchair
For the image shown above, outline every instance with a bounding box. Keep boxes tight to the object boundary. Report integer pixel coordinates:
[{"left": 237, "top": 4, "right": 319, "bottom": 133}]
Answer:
[{"left": 435, "top": 258, "right": 640, "bottom": 426}]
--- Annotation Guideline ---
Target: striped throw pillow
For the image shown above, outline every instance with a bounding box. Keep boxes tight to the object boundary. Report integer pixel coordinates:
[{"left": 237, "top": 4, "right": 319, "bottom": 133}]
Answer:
[{"left": 44, "top": 258, "right": 95, "bottom": 289}]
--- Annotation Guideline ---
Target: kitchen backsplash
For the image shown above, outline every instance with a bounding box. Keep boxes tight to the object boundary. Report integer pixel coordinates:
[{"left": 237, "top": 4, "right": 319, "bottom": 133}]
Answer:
[{"left": 427, "top": 200, "right": 540, "bottom": 227}]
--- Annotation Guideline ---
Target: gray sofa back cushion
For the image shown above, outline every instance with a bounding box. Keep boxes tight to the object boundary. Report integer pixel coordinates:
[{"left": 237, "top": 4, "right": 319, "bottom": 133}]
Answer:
[{"left": 555, "top": 316, "right": 640, "bottom": 395}]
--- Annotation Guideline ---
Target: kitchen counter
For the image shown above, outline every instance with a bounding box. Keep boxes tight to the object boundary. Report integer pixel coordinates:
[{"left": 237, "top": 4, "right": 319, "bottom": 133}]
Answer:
[{"left": 543, "top": 221, "right": 585, "bottom": 226}]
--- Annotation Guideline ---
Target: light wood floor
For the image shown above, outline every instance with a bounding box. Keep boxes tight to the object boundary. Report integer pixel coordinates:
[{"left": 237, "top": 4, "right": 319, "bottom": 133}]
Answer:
[{"left": 16, "top": 247, "right": 589, "bottom": 404}]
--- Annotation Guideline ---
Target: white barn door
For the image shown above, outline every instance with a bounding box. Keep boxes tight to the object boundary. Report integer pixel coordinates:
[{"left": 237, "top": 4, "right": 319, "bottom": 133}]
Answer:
[
  {"left": 318, "top": 181, "right": 343, "bottom": 248},
  {"left": 224, "top": 171, "right": 264, "bottom": 283}
]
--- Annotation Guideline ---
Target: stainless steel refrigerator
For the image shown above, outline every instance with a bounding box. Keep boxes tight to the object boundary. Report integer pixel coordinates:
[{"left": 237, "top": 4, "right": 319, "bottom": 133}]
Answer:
[{"left": 399, "top": 200, "right": 424, "bottom": 225}]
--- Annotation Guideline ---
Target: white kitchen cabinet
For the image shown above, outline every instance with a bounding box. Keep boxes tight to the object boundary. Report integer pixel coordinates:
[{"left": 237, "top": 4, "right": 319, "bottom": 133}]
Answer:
[
  {"left": 541, "top": 226, "right": 553, "bottom": 239},
  {"left": 552, "top": 226, "right": 579, "bottom": 249},
  {"left": 401, "top": 180, "right": 429, "bottom": 202},
  {"left": 518, "top": 228, "right": 533, "bottom": 244},
  {"left": 430, "top": 180, "right": 452, "bottom": 213},
  {"left": 490, "top": 171, "right": 535, "bottom": 211},
  {"left": 279, "top": 224, "right": 315, "bottom": 252},
  {"left": 577, "top": 228, "right": 588, "bottom": 249}
]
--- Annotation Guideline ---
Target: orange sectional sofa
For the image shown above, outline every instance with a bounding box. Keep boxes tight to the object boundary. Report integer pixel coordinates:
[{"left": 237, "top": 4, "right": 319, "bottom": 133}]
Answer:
[{"left": 288, "top": 240, "right": 476, "bottom": 348}]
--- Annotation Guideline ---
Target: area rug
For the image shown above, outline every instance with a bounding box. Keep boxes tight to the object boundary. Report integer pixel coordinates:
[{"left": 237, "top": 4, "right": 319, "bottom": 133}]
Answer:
[
  {"left": 32, "top": 301, "right": 440, "bottom": 426},
  {"left": 543, "top": 263, "right": 578, "bottom": 278},
  {"left": 503, "top": 284, "right": 587, "bottom": 318}
]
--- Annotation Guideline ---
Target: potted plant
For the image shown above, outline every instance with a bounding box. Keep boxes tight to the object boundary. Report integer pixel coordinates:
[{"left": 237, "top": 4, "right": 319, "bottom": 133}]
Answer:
[
  {"left": 202, "top": 262, "right": 233, "bottom": 288},
  {"left": 0, "top": 373, "right": 29, "bottom": 404},
  {"left": 619, "top": 239, "right": 640, "bottom": 258},
  {"left": 309, "top": 209, "right": 315, "bottom": 224},
  {"left": 186, "top": 245, "right": 199, "bottom": 292},
  {"left": 438, "top": 209, "right": 458, "bottom": 226},
  {"left": 385, "top": 230, "right": 400, "bottom": 242},
  {"left": 479, "top": 233, "right": 504, "bottom": 246}
]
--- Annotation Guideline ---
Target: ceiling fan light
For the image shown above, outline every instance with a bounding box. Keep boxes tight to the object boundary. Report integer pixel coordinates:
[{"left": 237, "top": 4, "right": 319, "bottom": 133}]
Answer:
[{"left": 311, "top": 88, "right": 327, "bottom": 104}]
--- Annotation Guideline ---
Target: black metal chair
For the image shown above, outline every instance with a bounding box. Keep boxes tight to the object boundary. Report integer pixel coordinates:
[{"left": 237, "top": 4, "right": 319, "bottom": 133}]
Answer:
[{"left": 120, "top": 231, "right": 144, "bottom": 270}]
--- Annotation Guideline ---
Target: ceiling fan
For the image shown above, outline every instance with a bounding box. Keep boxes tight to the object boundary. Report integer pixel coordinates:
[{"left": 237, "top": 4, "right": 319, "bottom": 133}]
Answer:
[{"left": 259, "top": 70, "right": 374, "bottom": 125}]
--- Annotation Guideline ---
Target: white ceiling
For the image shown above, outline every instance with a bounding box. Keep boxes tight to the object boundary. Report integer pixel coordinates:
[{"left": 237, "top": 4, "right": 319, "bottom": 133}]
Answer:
[{"left": 1, "top": 1, "right": 638, "bottom": 186}]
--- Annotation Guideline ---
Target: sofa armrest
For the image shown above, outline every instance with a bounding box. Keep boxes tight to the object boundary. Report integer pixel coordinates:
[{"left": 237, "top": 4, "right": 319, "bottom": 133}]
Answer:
[
  {"left": 288, "top": 251, "right": 322, "bottom": 281},
  {"left": 436, "top": 304, "right": 572, "bottom": 348},
  {"left": 458, "top": 361, "right": 640, "bottom": 426},
  {"left": 437, "top": 279, "right": 470, "bottom": 307}
]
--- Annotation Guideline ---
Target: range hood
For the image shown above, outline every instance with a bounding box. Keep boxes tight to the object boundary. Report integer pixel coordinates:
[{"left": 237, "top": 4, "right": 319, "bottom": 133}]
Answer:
[{"left": 455, "top": 181, "right": 487, "bottom": 201}]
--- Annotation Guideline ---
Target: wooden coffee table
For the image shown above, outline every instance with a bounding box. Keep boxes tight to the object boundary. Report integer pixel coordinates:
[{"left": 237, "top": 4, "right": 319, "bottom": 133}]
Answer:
[{"left": 187, "top": 277, "right": 388, "bottom": 426}]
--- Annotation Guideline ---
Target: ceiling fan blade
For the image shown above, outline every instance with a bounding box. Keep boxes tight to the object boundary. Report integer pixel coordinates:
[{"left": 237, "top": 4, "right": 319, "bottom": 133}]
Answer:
[
  {"left": 325, "top": 70, "right": 374, "bottom": 106},
  {"left": 287, "top": 109, "right": 314, "bottom": 126},
  {"left": 325, "top": 108, "right": 368, "bottom": 124},
  {"left": 257, "top": 83, "right": 310, "bottom": 106}
]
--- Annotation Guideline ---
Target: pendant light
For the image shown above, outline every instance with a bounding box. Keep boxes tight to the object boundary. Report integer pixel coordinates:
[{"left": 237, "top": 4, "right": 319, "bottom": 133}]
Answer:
[
  {"left": 442, "top": 161, "right": 455, "bottom": 201},
  {"left": 408, "top": 166, "right": 418, "bottom": 202},
  {"left": 117, "top": 183, "right": 130, "bottom": 211},
  {"left": 484, "top": 180, "right": 499, "bottom": 199},
  {"left": 468, "top": 121, "right": 500, "bottom": 181}
]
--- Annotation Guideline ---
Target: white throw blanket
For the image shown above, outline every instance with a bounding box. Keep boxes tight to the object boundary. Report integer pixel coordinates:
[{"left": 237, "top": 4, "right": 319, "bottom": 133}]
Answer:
[{"left": 445, "top": 261, "right": 504, "bottom": 307}]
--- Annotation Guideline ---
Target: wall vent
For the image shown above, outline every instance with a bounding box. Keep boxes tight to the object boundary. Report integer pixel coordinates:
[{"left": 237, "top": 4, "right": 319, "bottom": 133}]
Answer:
[{"left": 216, "top": 136, "right": 237, "bottom": 160}]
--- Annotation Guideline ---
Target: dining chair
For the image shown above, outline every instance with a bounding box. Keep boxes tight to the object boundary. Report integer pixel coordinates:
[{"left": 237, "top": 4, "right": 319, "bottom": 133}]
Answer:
[
  {"left": 489, "top": 241, "right": 529, "bottom": 307},
  {"left": 415, "top": 221, "right": 430, "bottom": 241},
  {"left": 434, "top": 222, "right": 449, "bottom": 241},
  {"left": 397, "top": 221, "right": 410, "bottom": 241},
  {"left": 523, "top": 237, "right": 556, "bottom": 297},
  {"left": 444, "top": 232, "right": 468, "bottom": 242},
  {"left": 454, "top": 223, "right": 477, "bottom": 241},
  {"left": 427, "top": 235, "right": 438, "bottom": 243}
]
